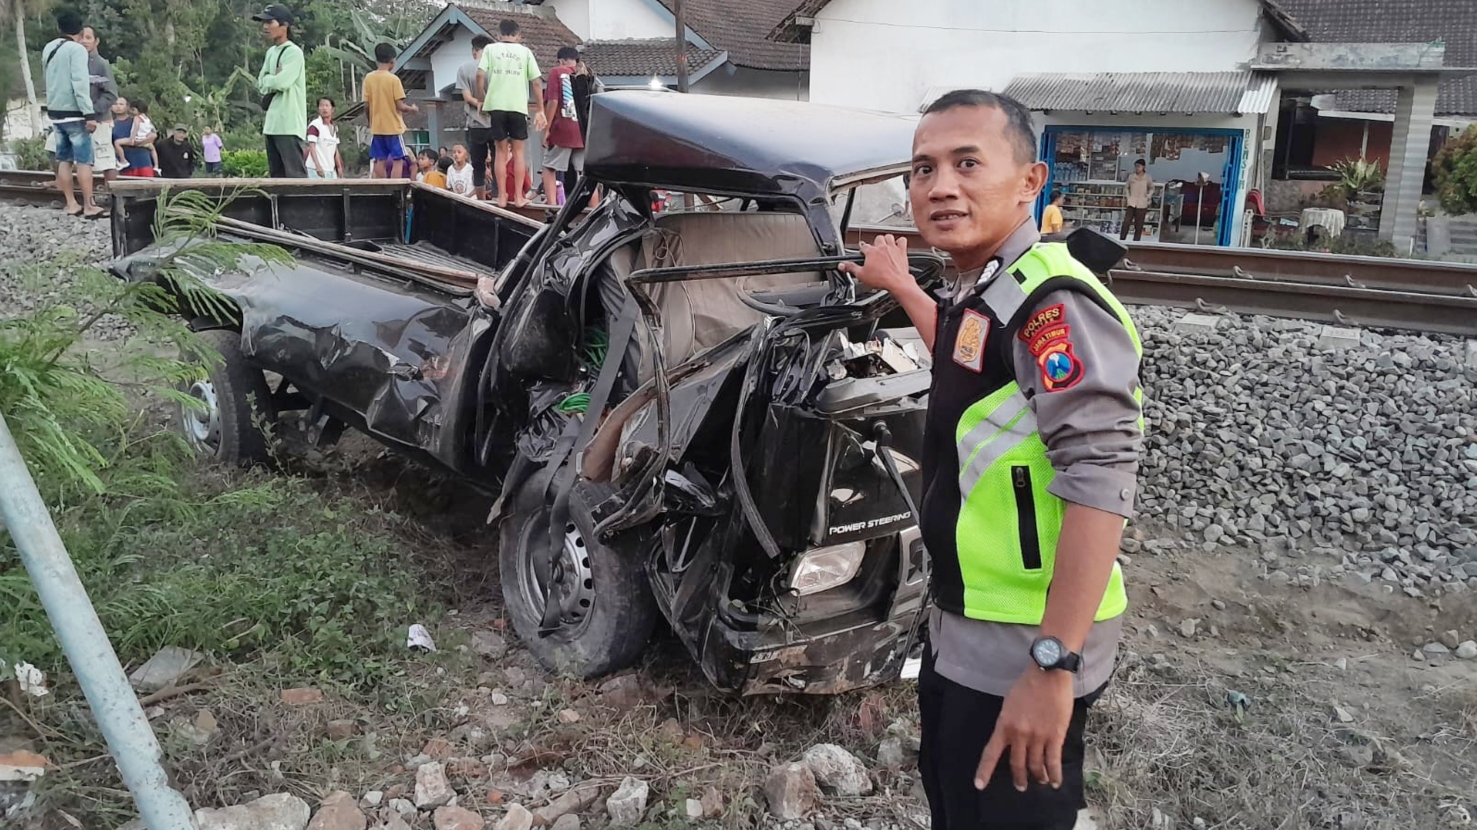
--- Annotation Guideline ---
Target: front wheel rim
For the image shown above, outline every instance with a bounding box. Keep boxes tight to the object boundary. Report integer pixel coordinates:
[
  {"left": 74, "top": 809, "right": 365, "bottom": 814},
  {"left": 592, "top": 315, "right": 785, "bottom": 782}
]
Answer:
[
  {"left": 519, "top": 519, "right": 597, "bottom": 638},
  {"left": 181, "top": 379, "right": 222, "bottom": 452}
]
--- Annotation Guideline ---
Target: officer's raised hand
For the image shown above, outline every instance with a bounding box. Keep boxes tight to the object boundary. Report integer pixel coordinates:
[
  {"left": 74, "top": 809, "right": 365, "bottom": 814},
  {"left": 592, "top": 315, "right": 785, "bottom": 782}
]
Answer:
[{"left": 839, "top": 234, "right": 910, "bottom": 293}]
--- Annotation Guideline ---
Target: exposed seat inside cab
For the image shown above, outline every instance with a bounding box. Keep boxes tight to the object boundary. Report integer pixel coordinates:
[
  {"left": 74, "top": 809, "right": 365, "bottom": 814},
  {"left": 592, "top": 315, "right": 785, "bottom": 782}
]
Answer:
[{"left": 641, "top": 211, "right": 829, "bottom": 367}]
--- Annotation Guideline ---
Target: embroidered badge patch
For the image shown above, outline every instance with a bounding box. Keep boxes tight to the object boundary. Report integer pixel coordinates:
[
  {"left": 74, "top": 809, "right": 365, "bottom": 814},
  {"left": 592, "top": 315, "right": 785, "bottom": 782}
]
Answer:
[
  {"left": 1018, "top": 303, "right": 1065, "bottom": 345},
  {"left": 953, "top": 309, "right": 990, "bottom": 372},
  {"left": 1038, "top": 341, "right": 1085, "bottom": 391}
]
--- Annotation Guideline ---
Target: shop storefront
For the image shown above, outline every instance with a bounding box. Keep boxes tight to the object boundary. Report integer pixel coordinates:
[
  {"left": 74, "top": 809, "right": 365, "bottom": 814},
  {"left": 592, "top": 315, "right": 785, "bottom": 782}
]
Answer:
[{"left": 1038, "top": 126, "right": 1246, "bottom": 246}]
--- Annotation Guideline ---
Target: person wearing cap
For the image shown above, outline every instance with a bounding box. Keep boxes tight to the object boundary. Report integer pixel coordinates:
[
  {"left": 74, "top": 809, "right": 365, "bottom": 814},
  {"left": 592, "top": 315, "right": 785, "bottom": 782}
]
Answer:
[
  {"left": 253, "top": 3, "right": 307, "bottom": 178},
  {"left": 157, "top": 124, "right": 198, "bottom": 179},
  {"left": 840, "top": 89, "right": 1142, "bottom": 830},
  {"left": 42, "top": 10, "right": 103, "bottom": 218}
]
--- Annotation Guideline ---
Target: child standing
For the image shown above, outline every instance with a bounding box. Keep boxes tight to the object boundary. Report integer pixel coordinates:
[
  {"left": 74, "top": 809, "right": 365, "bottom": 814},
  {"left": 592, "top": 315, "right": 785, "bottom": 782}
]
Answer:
[
  {"left": 445, "top": 144, "right": 474, "bottom": 196},
  {"left": 476, "top": 18, "right": 545, "bottom": 208},
  {"left": 540, "top": 46, "right": 584, "bottom": 206},
  {"left": 364, "top": 42, "right": 418, "bottom": 179}
]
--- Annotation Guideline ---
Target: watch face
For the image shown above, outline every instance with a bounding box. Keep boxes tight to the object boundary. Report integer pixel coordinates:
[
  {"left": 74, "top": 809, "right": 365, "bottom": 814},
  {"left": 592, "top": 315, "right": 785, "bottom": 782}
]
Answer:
[{"left": 1032, "top": 638, "right": 1062, "bottom": 667}]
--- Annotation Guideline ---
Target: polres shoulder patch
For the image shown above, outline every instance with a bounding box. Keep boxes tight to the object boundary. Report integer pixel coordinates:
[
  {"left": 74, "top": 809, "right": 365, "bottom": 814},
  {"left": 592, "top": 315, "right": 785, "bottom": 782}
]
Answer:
[{"left": 1018, "top": 303, "right": 1066, "bottom": 345}]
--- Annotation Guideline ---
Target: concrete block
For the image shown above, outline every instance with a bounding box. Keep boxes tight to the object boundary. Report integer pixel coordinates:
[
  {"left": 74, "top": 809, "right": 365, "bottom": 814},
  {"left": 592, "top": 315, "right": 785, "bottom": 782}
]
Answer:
[
  {"left": 1465, "top": 339, "right": 1477, "bottom": 368},
  {"left": 1317, "top": 325, "right": 1362, "bottom": 351},
  {"left": 1175, "top": 313, "right": 1222, "bottom": 335},
  {"left": 1426, "top": 215, "right": 1452, "bottom": 257}
]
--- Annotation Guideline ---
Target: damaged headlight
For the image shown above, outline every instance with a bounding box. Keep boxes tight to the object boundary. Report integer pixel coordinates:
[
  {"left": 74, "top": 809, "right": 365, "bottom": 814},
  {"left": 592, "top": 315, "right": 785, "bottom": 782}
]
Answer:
[{"left": 789, "top": 542, "right": 866, "bottom": 596}]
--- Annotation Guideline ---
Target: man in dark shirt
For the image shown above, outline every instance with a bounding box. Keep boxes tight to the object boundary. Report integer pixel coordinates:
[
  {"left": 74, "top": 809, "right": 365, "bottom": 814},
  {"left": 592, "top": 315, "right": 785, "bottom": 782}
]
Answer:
[{"left": 157, "top": 124, "right": 198, "bottom": 179}]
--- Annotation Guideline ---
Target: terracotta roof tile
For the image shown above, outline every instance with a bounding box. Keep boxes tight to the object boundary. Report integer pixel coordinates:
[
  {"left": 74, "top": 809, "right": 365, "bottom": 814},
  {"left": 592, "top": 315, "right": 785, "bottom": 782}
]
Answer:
[
  {"left": 579, "top": 39, "right": 726, "bottom": 79},
  {"left": 1273, "top": 0, "right": 1477, "bottom": 116},
  {"left": 653, "top": 0, "right": 808, "bottom": 71}
]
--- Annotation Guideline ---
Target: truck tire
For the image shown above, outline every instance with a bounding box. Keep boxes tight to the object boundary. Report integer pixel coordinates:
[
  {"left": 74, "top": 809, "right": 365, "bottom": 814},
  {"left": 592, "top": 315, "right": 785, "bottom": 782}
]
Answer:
[
  {"left": 499, "top": 472, "right": 658, "bottom": 678},
  {"left": 179, "top": 328, "right": 275, "bottom": 465}
]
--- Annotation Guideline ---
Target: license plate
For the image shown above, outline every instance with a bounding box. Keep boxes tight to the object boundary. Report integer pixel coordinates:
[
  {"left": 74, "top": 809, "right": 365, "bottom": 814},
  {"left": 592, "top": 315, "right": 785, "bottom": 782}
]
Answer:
[{"left": 900, "top": 656, "right": 922, "bottom": 680}]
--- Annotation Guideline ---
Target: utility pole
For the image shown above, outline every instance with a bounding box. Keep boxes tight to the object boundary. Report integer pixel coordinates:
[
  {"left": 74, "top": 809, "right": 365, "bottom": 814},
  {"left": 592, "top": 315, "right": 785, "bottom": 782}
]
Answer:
[{"left": 674, "top": 0, "right": 689, "bottom": 92}]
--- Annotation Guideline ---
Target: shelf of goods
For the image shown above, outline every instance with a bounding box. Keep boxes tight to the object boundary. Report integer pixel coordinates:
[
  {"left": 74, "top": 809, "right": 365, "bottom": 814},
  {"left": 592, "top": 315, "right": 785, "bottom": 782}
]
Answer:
[{"left": 1057, "top": 180, "right": 1166, "bottom": 241}]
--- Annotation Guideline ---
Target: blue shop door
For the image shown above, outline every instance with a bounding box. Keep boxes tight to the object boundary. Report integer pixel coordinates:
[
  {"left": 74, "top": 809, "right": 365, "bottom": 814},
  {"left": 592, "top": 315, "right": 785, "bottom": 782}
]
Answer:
[{"left": 1216, "top": 132, "right": 1244, "bottom": 246}]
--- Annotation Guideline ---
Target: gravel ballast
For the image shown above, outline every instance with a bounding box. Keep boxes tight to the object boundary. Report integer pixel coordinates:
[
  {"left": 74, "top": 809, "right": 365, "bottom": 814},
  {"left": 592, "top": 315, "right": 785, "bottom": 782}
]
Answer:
[{"left": 2, "top": 202, "right": 1473, "bottom": 592}]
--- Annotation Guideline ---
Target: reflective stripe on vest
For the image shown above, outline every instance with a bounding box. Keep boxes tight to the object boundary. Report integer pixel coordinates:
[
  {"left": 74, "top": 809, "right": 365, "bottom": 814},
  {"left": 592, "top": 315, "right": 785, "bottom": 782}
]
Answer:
[{"left": 950, "top": 242, "right": 1141, "bottom": 625}]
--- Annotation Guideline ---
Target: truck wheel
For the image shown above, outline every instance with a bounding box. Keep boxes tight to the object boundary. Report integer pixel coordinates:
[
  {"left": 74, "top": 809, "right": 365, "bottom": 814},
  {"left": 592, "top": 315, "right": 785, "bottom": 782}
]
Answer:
[
  {"left": 500, "top": 473, "right": 658, "bottom": 678},
  {"left": 180, "top": 329, "right": 275, "bottom": 465}
]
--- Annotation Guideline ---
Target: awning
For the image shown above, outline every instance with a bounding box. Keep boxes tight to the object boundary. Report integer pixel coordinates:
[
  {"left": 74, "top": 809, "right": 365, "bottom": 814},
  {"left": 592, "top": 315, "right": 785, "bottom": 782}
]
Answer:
[{"left": 1001, "top": 71, "right": 1279, "bottom": 115}]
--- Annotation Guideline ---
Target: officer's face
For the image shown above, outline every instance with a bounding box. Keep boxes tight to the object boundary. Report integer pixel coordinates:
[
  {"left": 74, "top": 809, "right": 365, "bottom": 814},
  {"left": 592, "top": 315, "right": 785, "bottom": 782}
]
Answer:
[{"left": 909, "top": 106, "right": 1047, "bottom": 269}]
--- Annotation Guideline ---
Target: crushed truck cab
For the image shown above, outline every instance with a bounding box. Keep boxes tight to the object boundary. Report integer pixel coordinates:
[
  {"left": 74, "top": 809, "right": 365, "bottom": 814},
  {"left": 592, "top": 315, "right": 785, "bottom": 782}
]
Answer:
[{"left": 111, "top": 91, "right": 940, "bottom": 694}]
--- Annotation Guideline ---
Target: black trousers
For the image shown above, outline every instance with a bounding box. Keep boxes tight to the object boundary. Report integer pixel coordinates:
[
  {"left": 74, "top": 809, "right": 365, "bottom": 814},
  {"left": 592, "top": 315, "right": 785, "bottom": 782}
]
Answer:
[
  {"left": 1120, "top": 207, "right": 1147, "bottom": 241},
  {"left": 468, "top": 127, "right": 495, "bottom": 189},
  {"left": 265, "top": 135, "right": 306, "bottom": 178},
  {"left": 918, "top": 646, "right": 1102, "bottom": 830}
]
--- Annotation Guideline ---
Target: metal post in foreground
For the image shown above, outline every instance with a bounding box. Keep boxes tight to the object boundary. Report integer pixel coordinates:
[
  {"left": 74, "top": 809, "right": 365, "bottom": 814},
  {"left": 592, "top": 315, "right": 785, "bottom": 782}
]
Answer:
[{"left": 0, "top": 412, "right": 196, "bottom": 830}]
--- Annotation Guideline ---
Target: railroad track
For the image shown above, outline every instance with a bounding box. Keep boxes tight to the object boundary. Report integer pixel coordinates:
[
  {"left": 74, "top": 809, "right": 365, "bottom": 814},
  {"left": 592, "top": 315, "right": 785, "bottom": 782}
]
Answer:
[
  {"left": 848, "top": 224, "right": 1477, "bottom": 337},
  {"left": 0, "top": 169, "right": 109, "bottom": 209}
]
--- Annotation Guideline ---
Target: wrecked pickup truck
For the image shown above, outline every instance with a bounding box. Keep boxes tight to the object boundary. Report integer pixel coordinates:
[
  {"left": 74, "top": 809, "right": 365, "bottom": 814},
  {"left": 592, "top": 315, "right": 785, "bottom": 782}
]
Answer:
[{"left": 110, "top": 91, "right": 948, "bottom": 694}]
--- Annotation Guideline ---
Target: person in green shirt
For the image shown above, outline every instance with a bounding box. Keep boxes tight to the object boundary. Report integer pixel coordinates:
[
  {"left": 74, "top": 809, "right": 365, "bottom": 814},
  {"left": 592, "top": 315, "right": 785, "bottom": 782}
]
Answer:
[
  {"left": 253, "top": 4, "right": 307, "bottom": 178},
  {"left": 475, "top": 19, "right": 546, "bottom": 207}
]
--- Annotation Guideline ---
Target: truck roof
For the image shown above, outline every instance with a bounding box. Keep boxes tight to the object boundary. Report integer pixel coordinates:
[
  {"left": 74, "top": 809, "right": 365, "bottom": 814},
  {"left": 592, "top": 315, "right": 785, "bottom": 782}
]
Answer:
[{"left": 584, "top": 91, "right": 917, "bottom": 203}]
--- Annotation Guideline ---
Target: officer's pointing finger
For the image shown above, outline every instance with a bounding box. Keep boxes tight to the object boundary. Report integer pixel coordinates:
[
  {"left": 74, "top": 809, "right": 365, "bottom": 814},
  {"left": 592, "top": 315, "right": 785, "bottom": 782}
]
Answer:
[
  {"left": 974, "top": 733, "right": 1004, "bottom": 790},
  {"left": 1027, "top": 737, "right": 1048, "bottom": 787}
]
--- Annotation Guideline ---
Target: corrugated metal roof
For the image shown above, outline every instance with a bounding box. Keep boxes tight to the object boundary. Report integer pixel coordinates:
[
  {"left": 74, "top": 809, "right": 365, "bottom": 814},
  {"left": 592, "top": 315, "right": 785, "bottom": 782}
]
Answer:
[
  {"left": 1240, "top": 73, "right": 1281, "bottom": 115},
  {"left": 1002, "top": 71, "right": 1275, "bottom": 115}
]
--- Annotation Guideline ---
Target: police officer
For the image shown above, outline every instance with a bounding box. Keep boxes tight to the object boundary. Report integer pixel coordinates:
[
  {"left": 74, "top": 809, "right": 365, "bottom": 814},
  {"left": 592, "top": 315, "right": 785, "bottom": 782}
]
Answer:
[{"left": 840, "top": 90, "right": 1142, "bottom": 830}]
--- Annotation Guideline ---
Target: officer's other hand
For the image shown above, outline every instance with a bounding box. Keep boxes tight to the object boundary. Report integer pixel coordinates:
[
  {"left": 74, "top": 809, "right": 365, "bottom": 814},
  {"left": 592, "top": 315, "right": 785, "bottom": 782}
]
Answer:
[
  {"left": 975, "top": 669, "right": 1073, "bottom": 792},
  {"left": 838, "top": 234, "right": 910, "bottom": 294}
]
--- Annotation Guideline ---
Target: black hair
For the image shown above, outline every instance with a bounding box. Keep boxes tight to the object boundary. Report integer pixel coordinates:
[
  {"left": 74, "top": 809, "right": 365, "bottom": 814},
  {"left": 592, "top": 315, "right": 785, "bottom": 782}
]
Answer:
[
  {"left": 436, "top": 156, "right": 453, "bottom": 173},
  {"left": 418, "top": 148, "right": 438, "bottom": 162},
  {"left": 922, "top": 89, "right": 1037, "bottom": 166},
  {"left": 472, "top": 34, "right": 493, "bottom": 50},
  {"left": 318, "top": 96, "right": 335, "bottom": 107},
  {"left": 57, "top": 10, "right": 84, "bottom": 35},
  {"left": 557, "top": 46, "right": 579, "bottom": 62},
  {"left": 499, "top": 19, "right": 520, "bottom": 37},
  {"left": 374, "top": 42, "right": 395, "bottom": 63},
  {"left": 134, "top": 100, "right": 149, "bottom": 114},
  {"left": 1135, "top": 158, "right": 1147, "bottom": 167},
  {"left": 1049, "top": 189, "right": 1063, "bottom": 202}
]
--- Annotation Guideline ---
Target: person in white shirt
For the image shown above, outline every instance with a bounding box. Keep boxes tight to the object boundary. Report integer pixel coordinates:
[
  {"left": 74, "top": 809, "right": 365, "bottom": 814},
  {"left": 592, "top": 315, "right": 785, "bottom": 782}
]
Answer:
[
  {"left": 305, "top": 96, "right": 343, "bottom": 179},
  {"left": 445, "top": 143, "right": 475, "bottom": 195}
]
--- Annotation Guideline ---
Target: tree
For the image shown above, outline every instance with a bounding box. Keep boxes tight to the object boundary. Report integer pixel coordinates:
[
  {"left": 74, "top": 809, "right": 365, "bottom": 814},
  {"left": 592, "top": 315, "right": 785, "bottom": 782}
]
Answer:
[
  {"left": 1433, "top": 126, "right": 1477, "bottom": 216},
  {"left": 3, "top": 0, "right": 55, "bottom": 134}
]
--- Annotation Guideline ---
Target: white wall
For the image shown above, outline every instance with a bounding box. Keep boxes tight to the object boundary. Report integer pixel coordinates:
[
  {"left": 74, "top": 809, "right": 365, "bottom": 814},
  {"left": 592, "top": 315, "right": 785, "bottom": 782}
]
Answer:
[
  {"left": 544, "top": 0, "right": 591, "bottom": 40},
  {"left": 547, "top": 0, "right": 672, "bottom": 41},
  {"left": 809, "top": 0, "right": 1267, "bottom": 113},
  {"left": 430, "top": 27, "right": 479, "bottom": 95}
]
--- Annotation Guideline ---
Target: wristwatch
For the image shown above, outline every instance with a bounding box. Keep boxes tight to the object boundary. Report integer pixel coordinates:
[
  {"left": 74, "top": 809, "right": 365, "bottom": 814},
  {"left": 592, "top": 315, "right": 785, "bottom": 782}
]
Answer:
[{"left": 1029, "top": 636, "right": 1082, "bottom": 673}]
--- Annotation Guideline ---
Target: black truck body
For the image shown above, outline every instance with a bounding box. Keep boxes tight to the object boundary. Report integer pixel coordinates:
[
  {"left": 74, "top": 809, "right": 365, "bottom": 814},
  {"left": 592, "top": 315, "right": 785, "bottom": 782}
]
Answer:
[{"left": 111, "top": 91, "right": 942, "bottom": 694}]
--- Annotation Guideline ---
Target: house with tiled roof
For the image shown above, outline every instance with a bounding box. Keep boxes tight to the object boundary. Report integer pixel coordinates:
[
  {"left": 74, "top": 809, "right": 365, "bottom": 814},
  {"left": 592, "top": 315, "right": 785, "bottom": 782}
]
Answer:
[
  {"left": 768, "top": 0, "right": 1477, "bottom": 252},
  {"left": 522, "top": 0, "right": 808, "bottom": 98}
]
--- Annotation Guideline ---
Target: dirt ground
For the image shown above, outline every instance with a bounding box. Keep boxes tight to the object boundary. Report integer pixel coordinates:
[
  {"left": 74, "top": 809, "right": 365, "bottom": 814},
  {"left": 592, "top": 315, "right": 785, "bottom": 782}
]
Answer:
[{"left": 8, "top": 428, "right": 1477, "bottom": 830}]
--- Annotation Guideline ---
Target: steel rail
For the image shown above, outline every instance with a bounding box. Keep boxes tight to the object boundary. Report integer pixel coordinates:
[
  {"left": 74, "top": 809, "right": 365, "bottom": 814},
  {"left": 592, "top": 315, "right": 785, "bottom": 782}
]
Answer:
[{"left": 1107, "top": 269, "right": 1477, "bottom": 336}]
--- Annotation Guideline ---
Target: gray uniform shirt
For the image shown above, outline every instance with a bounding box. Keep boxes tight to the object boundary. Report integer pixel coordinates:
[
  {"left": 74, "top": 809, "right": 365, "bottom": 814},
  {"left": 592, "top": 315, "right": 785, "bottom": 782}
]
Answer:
[
  {"left": 88, "top": 51, "right": 118, "bottom": 119},
  {"left": 457, "top": 60, "right": 491, "bottom": 129},
  {"left": 929, "top": 218, "right": 1142, "bottom": 698}
]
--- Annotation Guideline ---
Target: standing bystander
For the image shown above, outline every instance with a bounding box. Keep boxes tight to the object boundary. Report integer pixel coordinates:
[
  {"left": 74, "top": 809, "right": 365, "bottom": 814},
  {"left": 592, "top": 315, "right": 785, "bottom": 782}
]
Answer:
[
  {"left": 112, "top": 98, "right": 155, "bottom": 179},
  {"left": 78, "top": 26, "right": 119, "bottom": 194},
  {"left": 253, "top": 4, "right": 307, "bottom": 178},
  {"left": 156, "top": 125, "right": 198, "bottom": 179},
  {"left": 540, "top": 46, "right": 584, "bottom": 207},
  {"left": 445, "top": 144, "right": 474, "bottom": 195},
  {"left": 1121, "top": 159, "right": 1153, "bottom": 242},
  {"left": 41, "top": 11, "right": 103, "bottom": 218},
  {"left": 457, "top": 34, "right": 494, "bottom": 199},
  {"left": 476, "top": 19, "right": 546, "bottom": 207},
  {"left": 1041, "top": 190, "right": 1067, "bottom": 235},
  {"left": 202, "top": 127, "right": 225, "bottom": 174},
  {"left": 306, "top": 97, "right": 344, "bottom": 179},
  {"left": 365, "top": 42, "right": 418, "bottom": 179}
]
